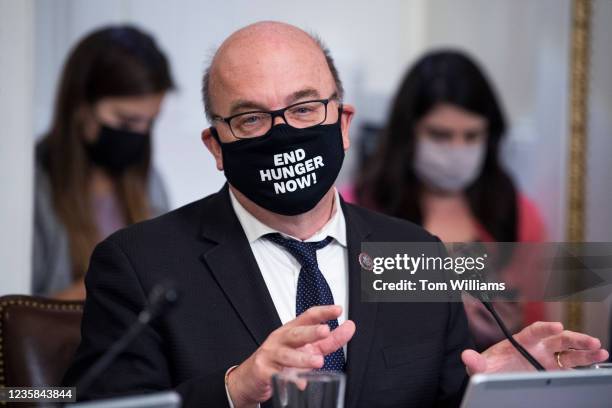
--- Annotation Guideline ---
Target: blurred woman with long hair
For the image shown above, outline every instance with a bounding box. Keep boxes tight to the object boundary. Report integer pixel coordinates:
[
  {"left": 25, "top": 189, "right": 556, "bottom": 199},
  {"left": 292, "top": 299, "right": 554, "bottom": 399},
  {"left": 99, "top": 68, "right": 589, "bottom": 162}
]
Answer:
[
  {"left": 345, "top": 50, "right": 546, "bottom": 349},
  {"left": 33, "top": 25, "right": 174, "bottom": 299}
]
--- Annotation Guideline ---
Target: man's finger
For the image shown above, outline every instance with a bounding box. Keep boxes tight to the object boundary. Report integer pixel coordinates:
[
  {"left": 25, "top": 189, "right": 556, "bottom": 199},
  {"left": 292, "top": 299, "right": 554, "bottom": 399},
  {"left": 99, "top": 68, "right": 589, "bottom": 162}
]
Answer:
[
  {"left": 543, "top": 330, "right": 602, "bottom": 352},
  {"left": 274, "top": 347, "right": 324, "bottom": 369},
  {"left": 557, "top": 349, "right": 609, "bottom": 369},
  {"left": 517, "top": 321, "right": 564, "bottom": 344},
  {"left": 461, "top": 349, "right": 486, "bottom": 376},
  {"left": 289, "top": 305, "right": 343, "bottom": 327},
  {"left": 313, "top": 320, "right": 356, "bottom": 355},
  {"left": 282, "top": 324, "right": 330, "bottom": 348}
]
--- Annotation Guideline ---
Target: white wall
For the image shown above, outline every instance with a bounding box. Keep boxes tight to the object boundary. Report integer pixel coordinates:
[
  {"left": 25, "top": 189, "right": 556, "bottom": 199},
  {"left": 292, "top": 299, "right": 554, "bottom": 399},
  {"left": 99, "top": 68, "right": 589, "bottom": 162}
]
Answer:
[{"left": 0, "top": 0, "right": 34, "bottom": 294}]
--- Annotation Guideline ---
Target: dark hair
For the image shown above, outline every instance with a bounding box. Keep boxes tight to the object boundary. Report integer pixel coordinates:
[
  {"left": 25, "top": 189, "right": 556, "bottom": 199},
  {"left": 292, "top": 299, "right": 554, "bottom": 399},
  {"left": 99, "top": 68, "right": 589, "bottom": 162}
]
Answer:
[
  {"left": 356, "top": 49, "right": 517, "bottom": 242},
  {"left": 201, "top": 33, "right": 343, "bottom": 120},
  {"left": 42, "top": 25, "right": 174, "bottom": 278}
]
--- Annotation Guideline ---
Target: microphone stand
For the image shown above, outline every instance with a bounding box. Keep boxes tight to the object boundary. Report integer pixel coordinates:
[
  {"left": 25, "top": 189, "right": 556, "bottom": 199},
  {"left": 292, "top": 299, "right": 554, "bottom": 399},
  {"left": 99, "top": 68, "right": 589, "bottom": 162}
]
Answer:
[
  {"left": 450, "top": 242, "right": 546, "bottom": 372},
  {"left": 75, "top": 283, "right": 178, "bottom": 396}
]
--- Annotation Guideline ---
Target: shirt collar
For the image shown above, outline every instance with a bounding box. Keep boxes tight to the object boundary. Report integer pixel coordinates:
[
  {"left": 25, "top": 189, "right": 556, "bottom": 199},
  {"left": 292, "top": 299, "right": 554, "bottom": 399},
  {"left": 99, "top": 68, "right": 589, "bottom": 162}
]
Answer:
[{"left": 229, "top": 188, "right": 347, "bottom": 247}]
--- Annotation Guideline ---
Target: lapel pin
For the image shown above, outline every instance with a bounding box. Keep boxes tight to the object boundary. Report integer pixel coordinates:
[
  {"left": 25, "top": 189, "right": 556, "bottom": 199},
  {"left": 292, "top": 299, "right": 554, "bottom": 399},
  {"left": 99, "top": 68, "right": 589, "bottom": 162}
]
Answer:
[{"left": 359, "top": 252, "right": 374, "bottom": 270}]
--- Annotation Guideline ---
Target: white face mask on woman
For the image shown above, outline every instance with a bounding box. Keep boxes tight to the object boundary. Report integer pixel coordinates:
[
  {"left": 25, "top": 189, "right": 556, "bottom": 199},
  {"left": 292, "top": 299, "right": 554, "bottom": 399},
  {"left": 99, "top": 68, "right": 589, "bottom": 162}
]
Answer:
[{"left": 414, "top": 138, "right": 486, "bottom": 193}]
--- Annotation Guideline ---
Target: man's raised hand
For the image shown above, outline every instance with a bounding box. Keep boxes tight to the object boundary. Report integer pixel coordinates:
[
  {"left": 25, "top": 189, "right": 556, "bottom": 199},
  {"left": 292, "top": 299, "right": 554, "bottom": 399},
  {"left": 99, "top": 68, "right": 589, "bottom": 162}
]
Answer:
[{"left": 227, "top": 305, "right": 355, "bottom": 408}]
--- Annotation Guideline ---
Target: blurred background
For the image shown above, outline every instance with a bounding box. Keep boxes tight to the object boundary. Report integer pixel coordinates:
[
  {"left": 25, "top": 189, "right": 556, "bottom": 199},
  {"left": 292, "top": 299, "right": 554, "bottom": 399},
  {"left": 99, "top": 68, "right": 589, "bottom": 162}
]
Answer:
[{"left": 1, "top": 0, "right": 611, "bottom": 343}]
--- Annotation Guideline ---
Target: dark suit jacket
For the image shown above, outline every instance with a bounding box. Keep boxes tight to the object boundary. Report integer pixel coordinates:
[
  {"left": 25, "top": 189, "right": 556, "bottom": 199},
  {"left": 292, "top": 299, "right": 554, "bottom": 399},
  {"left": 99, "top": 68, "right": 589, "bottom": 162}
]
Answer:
[{"left": 64, "top": 185, "right": 471, "bottom": 407}]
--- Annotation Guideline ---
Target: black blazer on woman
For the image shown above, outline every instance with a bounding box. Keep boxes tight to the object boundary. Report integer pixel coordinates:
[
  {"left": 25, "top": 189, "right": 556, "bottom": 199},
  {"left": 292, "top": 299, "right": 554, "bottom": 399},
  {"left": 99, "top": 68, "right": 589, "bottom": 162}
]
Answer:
[{"left": 64, "top": 184, "right": 470, "bottom": 407}]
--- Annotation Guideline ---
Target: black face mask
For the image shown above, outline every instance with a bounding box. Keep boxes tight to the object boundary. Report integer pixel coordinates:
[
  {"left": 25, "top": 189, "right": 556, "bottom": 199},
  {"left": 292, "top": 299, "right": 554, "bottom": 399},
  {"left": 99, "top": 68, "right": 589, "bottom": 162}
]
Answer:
[
  {"left": 211, "top": 119, "right": 345, "bottom": 216},
  {"left": 85, "top": 125, "right": 149, "bottom": 173}
]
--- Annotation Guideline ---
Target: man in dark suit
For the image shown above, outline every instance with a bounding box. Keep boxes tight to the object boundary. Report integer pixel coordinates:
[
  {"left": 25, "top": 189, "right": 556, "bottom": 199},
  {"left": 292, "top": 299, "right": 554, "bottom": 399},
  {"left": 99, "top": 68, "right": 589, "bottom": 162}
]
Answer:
[{"left": 64, "top": 21, "right": 608, "bottom": 407}]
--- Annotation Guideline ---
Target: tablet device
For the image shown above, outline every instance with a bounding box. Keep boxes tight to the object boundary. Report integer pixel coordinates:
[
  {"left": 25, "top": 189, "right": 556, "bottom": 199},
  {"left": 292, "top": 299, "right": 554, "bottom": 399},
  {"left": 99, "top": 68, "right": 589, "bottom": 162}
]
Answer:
[{"left": 460, "top": 369, "right": 612, "bottom": 408}]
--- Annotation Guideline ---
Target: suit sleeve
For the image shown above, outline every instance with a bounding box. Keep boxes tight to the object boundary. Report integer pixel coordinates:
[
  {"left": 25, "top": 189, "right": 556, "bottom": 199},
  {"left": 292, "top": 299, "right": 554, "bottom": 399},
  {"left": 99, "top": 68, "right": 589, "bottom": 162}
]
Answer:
[
  {"left": 434, "top": 301, "right": 471, "bottom": 407},
  {"left": 62, "top": 237, "right": 230, "bottom": 407},
  {"left": 433, "top": 237, "right": 471, "bottom": 408}
]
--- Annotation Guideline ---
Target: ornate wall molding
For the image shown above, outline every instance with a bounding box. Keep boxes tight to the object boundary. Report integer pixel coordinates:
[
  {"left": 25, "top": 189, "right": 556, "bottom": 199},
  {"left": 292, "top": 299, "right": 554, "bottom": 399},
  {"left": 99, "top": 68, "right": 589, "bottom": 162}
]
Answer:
[{"left": 566, "top": 0, "right": 592, "bottom": 331}]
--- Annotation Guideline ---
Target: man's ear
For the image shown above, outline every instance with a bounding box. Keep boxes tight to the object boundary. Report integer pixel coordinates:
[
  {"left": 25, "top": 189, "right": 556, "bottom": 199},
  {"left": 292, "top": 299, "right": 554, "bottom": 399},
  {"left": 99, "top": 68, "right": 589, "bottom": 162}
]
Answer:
[
  {"left": 340, "top": 104, "right": 355, "bottom": 151},
  {"left": 202, "top": 128, "right": 224, "bottom": 171}
]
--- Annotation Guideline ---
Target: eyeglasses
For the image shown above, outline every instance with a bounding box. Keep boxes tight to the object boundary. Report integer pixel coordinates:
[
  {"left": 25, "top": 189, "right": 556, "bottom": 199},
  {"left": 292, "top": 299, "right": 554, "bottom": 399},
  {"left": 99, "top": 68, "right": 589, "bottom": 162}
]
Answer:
[{"left": 212, "top": 97, "right": 340, "bottom": 139}]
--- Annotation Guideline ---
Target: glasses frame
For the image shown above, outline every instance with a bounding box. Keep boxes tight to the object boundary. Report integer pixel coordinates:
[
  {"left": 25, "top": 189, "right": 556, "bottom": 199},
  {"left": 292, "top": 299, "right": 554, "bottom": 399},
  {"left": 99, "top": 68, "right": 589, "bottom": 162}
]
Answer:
[{"left": 212, "top": 96, "right": 340, "bottom": 140}]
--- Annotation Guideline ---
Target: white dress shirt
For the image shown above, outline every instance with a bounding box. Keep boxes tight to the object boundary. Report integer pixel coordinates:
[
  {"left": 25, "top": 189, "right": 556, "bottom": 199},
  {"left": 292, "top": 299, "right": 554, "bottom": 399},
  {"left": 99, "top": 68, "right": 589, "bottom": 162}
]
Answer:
[
  {"left": 224, "top": 189, "right": 349, "bottom": 407},
  {"left": 228, "top": 188, "right": 349, "bottom": 326}
]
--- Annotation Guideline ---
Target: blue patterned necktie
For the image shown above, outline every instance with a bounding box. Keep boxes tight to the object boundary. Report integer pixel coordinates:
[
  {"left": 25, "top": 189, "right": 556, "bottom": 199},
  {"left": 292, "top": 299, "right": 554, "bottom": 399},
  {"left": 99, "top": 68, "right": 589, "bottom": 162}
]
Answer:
[{"left": 265, "top": 233, "right": 346, "bottom": 372}]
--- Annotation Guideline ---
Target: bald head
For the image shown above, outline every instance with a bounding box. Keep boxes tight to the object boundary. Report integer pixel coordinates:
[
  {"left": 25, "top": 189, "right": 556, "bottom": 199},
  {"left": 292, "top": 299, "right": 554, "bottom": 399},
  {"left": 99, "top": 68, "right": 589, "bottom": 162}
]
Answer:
[
  {"left": 201, "top": 21, "right": 343, "bottom": 120},
  {"left": 217, "top": 21, "right": 317, "bottom": 59}
]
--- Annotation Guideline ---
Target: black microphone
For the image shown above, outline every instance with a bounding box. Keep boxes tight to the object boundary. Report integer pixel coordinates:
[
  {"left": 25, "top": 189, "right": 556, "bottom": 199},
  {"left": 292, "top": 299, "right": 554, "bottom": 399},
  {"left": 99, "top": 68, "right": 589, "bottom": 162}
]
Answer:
[
  {"left": 465, "top": 269, "right": 546, "bottom": 371},
  {"left": 447, "top": 242, "right": 545, "bottom": 371},
  {"left": 75, "top": 281, "right": 179, "bottom": 396}
]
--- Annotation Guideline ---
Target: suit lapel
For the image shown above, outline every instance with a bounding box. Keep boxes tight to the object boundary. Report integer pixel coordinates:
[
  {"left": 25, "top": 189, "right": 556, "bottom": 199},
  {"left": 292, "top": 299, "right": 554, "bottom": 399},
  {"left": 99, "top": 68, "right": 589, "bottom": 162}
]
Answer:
[
  {"left": 199, "top": 185, "right": 282, "bottom": 346},
  {"left": 198, "top": 188, "right": 378, "bottom": 405},
  {"left": 342, "top": 201, "right": 378, "bottom": 408}
]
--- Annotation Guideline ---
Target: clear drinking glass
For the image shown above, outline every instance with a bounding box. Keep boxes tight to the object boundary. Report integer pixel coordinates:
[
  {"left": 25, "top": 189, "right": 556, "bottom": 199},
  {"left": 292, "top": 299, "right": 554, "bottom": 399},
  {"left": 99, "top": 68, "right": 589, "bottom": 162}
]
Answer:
[{"left": 271, "top": 370, "right": 346, "bottom": 408}]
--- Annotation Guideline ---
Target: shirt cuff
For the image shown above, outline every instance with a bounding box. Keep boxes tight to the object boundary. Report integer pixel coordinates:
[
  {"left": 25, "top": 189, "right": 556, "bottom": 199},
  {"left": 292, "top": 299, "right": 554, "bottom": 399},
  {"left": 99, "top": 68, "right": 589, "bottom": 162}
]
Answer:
[
  {"left": 224, "top": 365, "right": 262, "bottom": 408},
  {"left": 225, "top": 365, "right": 239, "bottom": 408}
]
